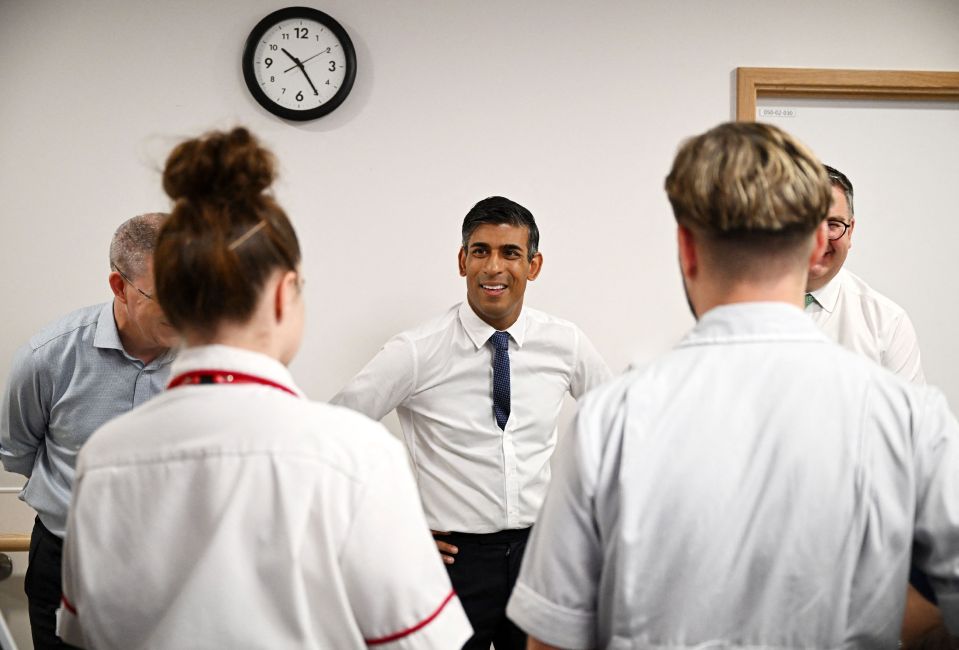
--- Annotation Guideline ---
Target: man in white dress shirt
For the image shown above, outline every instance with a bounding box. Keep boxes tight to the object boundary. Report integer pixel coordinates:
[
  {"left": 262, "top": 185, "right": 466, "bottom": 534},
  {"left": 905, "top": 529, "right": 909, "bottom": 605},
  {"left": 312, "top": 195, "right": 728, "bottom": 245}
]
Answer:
[
  {"left": 806, "top": 165, "right": 940, "bottom": 645},
  {"left": 506, "top": 122, "right": 959, "bottom": 649},
  {"left": 805, "top": 164, "right": 923, "bottom": 381},
  {"left": 332, "top": 196, "right": 611, "bottom": 650}
]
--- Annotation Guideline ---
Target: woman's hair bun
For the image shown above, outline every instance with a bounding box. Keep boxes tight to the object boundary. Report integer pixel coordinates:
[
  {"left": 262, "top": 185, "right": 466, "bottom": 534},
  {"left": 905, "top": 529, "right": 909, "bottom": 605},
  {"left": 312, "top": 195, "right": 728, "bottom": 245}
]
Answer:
[{"left": 162, "top": 127, "right": 275, "bottom": 203}]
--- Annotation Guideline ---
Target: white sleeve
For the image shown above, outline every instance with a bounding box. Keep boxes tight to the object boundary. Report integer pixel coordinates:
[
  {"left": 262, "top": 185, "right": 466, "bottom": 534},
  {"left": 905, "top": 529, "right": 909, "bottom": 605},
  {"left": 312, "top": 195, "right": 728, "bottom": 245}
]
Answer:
[
  {"left": 330, "top": 336, "right": 417, "bottom": 421},
  {"left": 56, "top": 467, "right": 87, "bottom": 648},
  {"left": 911, "top": 387, "right": 959, "bottom": 634},
  {"left": 507, "top": 385, "right": 619, "bottom": 649},
  {"left": 569, "top": 327, "right": 613, "bottom": 400},
  {"left": 883, "top": 312, "right": 924, "bottom": 384},
  {"left": 340, "top": 441, "right": 472, "bottom": 649}
]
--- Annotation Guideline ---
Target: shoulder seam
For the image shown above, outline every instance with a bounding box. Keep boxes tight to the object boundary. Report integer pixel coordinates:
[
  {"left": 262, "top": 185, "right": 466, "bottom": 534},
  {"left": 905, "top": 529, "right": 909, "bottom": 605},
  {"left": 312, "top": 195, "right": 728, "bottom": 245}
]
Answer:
[
  {"left": 401, "top": 307, "right": 460, "bottom": 344},
  {"left": 80, "top": 448, "right": 373, "bottom": 483},
  {"left": 28, "top": 305, "right": 104, "bottom": 351},
  {"left": 30, "top": 321, "right": 96, "bottom": 352}
]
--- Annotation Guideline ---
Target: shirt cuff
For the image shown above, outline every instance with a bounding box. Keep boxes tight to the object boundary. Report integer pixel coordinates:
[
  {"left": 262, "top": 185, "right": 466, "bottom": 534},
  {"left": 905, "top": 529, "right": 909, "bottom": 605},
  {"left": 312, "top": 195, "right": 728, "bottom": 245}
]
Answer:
[
  {"left": 506, "top": 580, "right": 596, "bottom": 650},
  {"left": 367, "top": 591, "right": 473, "bottom": 650},
  {"left": 56, "top": 596, "right": 85, "bottom": 648},
  {"left": 0, "top": 453, "right": 35, "bottom": 477}
]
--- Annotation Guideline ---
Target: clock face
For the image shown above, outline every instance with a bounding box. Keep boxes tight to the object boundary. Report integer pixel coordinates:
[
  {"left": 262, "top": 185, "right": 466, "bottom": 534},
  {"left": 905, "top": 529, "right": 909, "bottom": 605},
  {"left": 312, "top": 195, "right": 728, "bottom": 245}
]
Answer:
[{"left": 243, "top": 8, "right": 357, "bottom": 121}]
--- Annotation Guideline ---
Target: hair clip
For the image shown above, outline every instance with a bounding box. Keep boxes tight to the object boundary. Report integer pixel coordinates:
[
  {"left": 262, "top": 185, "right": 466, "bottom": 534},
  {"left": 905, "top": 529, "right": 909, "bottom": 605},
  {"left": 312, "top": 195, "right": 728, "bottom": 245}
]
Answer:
[{"left": 228, "top": 220, "right": 267, "bottom": 251}]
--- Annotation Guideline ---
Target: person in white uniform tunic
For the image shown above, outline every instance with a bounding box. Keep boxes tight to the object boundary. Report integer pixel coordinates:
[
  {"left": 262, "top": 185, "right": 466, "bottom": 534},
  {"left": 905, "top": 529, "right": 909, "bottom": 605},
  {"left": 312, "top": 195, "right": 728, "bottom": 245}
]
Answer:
[
  {"left": 506, "top": 122, "right": 959, "bottom": 650},
  {"left": 56, "top": 127, "right": 471, "bottom": 650}
]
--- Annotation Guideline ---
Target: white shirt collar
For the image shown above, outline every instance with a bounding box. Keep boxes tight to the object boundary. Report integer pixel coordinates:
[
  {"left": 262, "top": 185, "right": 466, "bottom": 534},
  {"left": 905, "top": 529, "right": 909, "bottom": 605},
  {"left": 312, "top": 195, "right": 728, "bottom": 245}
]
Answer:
[
  {"left": 168, "top": 344, "right": 304, "bottom": 397},
  {"left": 808, "top": 268, "right": 846, "bottom": 314},
  {"left": 682, "top": 301, "right": 827, "bottom": 347},
  {"left": 457, "top": 301, "right": 529, "bottom": 349},
  {"left": 94, "top": 301, "right": 176, "bottom": 366}
]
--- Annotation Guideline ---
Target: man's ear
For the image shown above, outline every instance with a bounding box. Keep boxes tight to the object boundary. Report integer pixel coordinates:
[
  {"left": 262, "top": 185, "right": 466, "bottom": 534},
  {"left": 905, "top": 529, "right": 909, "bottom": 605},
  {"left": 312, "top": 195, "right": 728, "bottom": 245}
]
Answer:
[
  {"left": 848, "top": 217, "right": 855, "bottom": 247},
  {"left": 109, "top": 272, "right": 127, "bottom": 304},
  {"left": 527, "top": 252, "right": 543, "bottom": 281},
  {"left": 677, "top": 225, "right": 698, "bottom": 280},
  {"left": 458, "top": 246, "right": 467, "bottom": 277}
]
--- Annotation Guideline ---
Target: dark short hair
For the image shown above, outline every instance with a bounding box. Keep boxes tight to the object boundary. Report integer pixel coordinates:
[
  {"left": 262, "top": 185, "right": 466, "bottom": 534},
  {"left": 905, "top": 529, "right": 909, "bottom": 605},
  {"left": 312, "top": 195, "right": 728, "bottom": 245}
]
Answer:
[
  {"left": 461, "top": 196, "right": 539, "bottom": 260},
  {"left": 824, "top": 164, "right": 854, "bottom": 216}
]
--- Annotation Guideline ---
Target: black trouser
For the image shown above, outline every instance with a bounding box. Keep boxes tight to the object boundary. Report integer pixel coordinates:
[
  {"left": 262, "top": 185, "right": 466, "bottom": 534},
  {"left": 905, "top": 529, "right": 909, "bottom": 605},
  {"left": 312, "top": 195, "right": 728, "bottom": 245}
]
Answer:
[
  {"left": 25, "top": 517, "right": 79, "bottom": 650},
  {"left": 442, "top": 527, "right": 531, "bottom": 650}
]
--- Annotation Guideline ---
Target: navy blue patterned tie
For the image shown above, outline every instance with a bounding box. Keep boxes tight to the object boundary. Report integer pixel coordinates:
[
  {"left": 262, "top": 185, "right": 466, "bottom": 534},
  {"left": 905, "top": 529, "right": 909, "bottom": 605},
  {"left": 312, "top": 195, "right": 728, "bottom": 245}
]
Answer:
[{"left": 490, "top": 331, "right": 511, "bottom": 430}]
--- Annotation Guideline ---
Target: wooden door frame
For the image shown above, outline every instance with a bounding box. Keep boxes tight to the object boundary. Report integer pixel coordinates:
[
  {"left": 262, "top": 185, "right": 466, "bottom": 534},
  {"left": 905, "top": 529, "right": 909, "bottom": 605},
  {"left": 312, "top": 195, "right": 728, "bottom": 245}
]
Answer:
[{"left": 736, "top": 67, "right": 959, "bottom": 121}]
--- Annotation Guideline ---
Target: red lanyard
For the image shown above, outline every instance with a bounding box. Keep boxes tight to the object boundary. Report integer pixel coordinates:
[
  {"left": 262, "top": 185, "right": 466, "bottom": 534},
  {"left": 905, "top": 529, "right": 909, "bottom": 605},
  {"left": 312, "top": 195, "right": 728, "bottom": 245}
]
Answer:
[{"left": 168, "top": 370, "right": 298, "bottom": 397}]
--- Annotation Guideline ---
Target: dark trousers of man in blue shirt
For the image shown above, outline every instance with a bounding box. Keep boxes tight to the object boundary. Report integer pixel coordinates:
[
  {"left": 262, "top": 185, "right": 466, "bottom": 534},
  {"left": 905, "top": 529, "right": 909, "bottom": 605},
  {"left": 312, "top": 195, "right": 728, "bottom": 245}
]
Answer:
[{"left": 25, "top": 518, "right": 80, "bottom": 650}]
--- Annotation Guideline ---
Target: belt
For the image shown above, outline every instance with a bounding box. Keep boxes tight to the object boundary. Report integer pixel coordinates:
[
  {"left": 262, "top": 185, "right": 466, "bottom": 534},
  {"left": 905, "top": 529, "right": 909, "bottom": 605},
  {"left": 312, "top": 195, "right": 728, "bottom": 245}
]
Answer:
[{"left": 439, "top": 527, "right": 531, "bottom": 544}]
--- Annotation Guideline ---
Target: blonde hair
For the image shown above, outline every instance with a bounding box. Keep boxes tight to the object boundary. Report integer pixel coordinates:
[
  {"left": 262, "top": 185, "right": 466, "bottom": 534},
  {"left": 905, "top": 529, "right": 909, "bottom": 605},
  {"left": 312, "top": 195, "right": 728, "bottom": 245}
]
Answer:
[{"left": 665, "top": 122, "right": 831, "bottom": 237}]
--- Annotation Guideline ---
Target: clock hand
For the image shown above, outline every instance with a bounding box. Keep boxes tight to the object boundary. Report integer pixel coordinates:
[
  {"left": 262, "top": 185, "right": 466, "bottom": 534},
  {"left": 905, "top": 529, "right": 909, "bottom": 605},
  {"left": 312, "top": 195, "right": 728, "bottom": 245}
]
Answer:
[
  {"left": 281, "top": 47, "right": 320, "bottom": 96},
  {"left": 280, "top": 47, "right": 300, "bottom": 65},
  {"left": 299, "top": 67, "right": 320, "bottom": 96},
  {"left": 283, "top": 51, "right": 325, "bottom": 73}
]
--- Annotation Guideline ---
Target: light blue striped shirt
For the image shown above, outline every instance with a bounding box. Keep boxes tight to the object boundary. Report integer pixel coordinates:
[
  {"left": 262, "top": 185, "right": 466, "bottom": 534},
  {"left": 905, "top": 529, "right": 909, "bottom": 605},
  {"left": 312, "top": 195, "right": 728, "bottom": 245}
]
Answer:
[{"left": 1, "top": 302, "right": 174, "bottom": 537}]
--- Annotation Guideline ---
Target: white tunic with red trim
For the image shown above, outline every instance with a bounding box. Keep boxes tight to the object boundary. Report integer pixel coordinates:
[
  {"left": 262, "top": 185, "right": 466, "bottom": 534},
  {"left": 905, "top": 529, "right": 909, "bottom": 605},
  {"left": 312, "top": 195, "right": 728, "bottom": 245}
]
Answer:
[{"left": 57, "top": 344, "right": 471, "bottom": 649}]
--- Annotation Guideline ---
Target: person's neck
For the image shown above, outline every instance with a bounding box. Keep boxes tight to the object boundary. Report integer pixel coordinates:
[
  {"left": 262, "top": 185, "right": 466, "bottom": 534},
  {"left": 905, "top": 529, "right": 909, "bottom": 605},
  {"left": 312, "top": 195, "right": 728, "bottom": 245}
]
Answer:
[
  {"left": 113, "top": 301, "right": 166, "bottom": 365},
  {"left": 693, "top": 276, "right": 805, "bottom": 318},
  {"left": 467, "top": 299, "right": 522, "bottom": 332},
  {"left": 183, "top": 322, "right": 283, "bottom": 364}
]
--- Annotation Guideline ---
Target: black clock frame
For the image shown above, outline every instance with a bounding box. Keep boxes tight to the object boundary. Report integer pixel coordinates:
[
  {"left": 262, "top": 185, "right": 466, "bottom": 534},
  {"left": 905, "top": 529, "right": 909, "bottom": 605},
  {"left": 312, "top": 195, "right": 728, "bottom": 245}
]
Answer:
[{"left": 242, "top": 6, "right": 357, "bottom": 121}]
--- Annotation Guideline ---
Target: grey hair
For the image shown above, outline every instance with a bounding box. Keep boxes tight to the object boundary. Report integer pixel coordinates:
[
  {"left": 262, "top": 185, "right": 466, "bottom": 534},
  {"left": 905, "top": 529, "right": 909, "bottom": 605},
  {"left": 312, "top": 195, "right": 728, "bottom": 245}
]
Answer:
[
  {"left": 109, "top": 213, "right": 169, "bottom": 279},
  {"left": 823, "top": 165, "right": 854, "bottom": 217}
]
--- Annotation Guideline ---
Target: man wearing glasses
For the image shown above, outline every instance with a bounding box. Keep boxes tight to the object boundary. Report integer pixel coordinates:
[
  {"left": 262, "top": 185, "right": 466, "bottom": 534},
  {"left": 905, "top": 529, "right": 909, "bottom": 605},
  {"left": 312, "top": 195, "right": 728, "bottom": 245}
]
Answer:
[
  {"left": 804, "top": 167, "right": 940, "bottom": 646},
  {"left": 1, "top": 213, "right": 177, "bottom": 649},
  {"left": 805, "top": 165, "right": 923, "bottom": 382}
]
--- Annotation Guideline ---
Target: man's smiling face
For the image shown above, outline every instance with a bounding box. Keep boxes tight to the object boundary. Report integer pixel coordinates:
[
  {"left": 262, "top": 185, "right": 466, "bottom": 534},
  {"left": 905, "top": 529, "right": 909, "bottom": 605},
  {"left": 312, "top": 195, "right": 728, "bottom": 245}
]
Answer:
[
  {"left": 458, "top": 222, "right": 542, "bottom": 331},
  {"left": 808, "top": 184, "right": 855, "bottom": 292}
]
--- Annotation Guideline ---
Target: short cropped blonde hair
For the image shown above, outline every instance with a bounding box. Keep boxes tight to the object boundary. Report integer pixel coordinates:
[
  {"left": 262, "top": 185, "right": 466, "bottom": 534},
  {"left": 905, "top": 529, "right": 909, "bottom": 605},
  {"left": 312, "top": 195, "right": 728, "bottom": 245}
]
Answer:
[{"left": 665, "top": 122, "right": 831, "bottom": 237}]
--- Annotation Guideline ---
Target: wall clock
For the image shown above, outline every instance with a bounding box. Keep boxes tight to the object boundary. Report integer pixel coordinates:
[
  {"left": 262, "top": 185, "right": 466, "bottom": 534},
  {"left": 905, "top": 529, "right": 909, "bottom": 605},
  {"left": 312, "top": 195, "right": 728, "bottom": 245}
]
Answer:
[{"left": 242, "top": 7, "right": 357, "bottom": 121}]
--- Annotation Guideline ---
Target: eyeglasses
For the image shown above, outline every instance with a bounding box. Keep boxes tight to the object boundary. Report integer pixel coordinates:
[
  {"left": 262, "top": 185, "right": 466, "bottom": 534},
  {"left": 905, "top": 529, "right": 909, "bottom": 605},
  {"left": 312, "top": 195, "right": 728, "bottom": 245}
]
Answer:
[
  {"left": 112, "top": 264, "right": 155, "bottom": 301},
  {"left": 826, "top": 219, "right": 851, "bottom": 241}
]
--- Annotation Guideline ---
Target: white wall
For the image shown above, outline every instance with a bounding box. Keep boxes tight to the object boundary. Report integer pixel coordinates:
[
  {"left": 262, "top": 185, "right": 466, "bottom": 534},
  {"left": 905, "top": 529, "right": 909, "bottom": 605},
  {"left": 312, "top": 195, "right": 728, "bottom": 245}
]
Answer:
[
  {"left": 759, "top": 97, "right": 959, "bottom": 402},
  {"left": 1, "top": 1, "right": 958, "bottom": 644}
]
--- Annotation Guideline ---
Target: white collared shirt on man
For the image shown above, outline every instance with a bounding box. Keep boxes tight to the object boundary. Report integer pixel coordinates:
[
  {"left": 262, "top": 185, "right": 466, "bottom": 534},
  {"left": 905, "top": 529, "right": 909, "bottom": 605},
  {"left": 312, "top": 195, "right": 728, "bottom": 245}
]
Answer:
[
  {"left": 507, "top": 302, "right": 959, "bottom": 649},
  {"left": 331, "top": 302, "right": 612, "bottom": 534},
  {"left": 58, "top": 344, "right": 471, "bottom": 649},
  {"left": 807, "top": 267, "right": 923, "bottom": 382}
]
